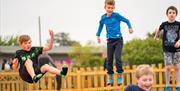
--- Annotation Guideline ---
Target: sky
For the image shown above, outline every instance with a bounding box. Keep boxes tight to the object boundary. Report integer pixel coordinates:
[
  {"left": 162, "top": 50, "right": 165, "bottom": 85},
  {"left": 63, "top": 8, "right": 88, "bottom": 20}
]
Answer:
[{"left": 0, "top": 0, "right": 180, "bottom": 46}]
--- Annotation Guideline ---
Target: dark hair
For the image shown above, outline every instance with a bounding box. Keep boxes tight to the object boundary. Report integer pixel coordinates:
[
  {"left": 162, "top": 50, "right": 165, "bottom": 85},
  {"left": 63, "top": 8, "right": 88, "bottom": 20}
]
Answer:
[
  {"left": 105, "top": 0, "right": 115, "bottom": 5},
  {"left": 166, "top": 6, "right": 178, "bottom": 15}
]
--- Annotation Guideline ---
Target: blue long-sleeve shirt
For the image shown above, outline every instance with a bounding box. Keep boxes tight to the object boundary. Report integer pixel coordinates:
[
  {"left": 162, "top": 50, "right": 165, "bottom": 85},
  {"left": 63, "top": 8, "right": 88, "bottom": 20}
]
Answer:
[{"left": 96, "top": 12, "right": 132, "bottom": 39}]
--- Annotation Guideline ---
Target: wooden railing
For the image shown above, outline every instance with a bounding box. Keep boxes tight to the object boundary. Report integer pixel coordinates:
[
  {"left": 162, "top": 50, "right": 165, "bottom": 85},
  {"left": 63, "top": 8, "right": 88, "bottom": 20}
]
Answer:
[{"left": 0, "top": 64, "right": 177, "bottom": 91}]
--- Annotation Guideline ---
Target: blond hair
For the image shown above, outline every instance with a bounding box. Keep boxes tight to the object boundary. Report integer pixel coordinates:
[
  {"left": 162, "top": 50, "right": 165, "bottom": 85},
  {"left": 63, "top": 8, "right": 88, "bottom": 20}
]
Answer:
[
  {"left": 105, "top": 0, "right": 115, "bottom": 5},
  {"left": 18, "top": 35, "right": 31, "bottom": 44},
  {"left": 136, "top": 64, "right": 153, "bottom": 79}
]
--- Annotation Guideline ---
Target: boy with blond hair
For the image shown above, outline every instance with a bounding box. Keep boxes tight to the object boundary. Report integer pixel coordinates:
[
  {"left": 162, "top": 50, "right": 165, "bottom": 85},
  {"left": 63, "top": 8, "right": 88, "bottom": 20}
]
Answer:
[
  {"left": 125, "top": 64, "right": 154, "bottom": 91},
  {"left": 96, "top": 0, "right": 133, "bottom": 86}
]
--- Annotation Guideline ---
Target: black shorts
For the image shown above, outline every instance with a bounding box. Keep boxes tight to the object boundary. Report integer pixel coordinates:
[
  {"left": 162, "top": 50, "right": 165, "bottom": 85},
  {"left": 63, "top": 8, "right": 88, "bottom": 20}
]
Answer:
[{"left": 19, "top": 57, "right": 50, "bottom": 83}]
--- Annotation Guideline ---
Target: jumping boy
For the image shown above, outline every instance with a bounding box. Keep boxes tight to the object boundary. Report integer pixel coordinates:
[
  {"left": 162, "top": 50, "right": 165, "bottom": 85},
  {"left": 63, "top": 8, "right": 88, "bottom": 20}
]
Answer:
[
  {"left": 96, "top": 0, "right": 133, "bottom": 86},
  {"left": 11, "top": 30, "right": 68, "bottom": 83},
  {"left": 154, "top": 6, "right": 180, "bottom": 91}
]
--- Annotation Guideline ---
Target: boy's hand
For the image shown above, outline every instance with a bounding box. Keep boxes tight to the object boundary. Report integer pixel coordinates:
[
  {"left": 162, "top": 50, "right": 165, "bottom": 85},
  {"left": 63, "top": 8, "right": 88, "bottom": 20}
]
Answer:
[
  {"left": 174, "top": 40, "right": 180, "bottom": 48},
  {"left": 129, "top": 29, "right": 133, "bottom": 34},
  {"left": 12, "top": 58, "right": 18, "bottom": 70},
  {"left": 49, "top": 29, "right": 54, "bottom": 39},
  {"left": 97, "top": 37, "right": 101, "bottom": 44},
  {"left": 154, "top": 29, "right": 160, "bottom": 40},
  {"left": 154, "top": 35, "right": 160, "bottom": 40},
  {"left": 43, "top": 29, "right": 54, "bottom": 51}
]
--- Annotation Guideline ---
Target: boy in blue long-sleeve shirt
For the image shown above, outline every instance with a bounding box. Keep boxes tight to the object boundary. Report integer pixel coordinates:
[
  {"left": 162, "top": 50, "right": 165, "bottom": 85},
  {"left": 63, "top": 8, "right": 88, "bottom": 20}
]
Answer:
[{"left": 96, "top": 0, "right": 133, "bottom": 86}]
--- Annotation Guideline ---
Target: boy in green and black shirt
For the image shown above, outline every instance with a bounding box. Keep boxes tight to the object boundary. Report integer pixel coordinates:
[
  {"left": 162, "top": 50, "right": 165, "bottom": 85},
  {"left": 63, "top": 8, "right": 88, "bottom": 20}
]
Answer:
[{"left": 12, "top": 30, "right": 68, "bottom": 83}]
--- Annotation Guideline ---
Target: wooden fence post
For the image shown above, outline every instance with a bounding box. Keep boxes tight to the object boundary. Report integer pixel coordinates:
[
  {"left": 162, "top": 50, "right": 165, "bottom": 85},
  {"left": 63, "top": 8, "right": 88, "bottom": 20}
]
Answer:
[
  {"left": 80, "top": 67, "right": 85, "bottom": 89},
  {"left": 126, "top": 65, "right": 131, "bottom": 85},
  {"left": 132, "top": 65, "right": 137, "bottom": 85},
  {"left": 93, "top": 67, "right": 98, "bottom": 90},
  {"left": 100, "top": 66, "right": 105, "bottom": 90},
  {"left": 158, "top": 64, "right": 164, "bottom": 91},
  {"left": 76, "top": 70, "right": 81, "bottom": 91},
  {"left": 87, "top": 67, "right": 92, "bottom": 88}
]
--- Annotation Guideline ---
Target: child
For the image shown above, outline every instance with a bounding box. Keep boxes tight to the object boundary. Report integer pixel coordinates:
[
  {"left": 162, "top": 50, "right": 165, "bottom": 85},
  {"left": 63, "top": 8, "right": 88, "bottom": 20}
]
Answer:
[
  {"left": 96, "top": 0, "right": 133, "bottom": 86},
  {"left": 1, "top": 59, "right": 10, "bottom": 71},
  {"left": 154, "top": 6, "right": 180, "bottom": 91},
  {"left": 124, "top": 64, "right": 154, "bottom": 91},
  {"left": 11, "top": 30, "right": 68, "bottom": 83}
]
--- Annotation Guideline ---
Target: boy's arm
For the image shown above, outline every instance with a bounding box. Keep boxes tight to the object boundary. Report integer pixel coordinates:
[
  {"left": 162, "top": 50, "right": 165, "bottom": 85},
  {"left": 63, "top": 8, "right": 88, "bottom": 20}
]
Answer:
[
  {"left": 43, "top": 29, "right": 54, "bottom": 51},
  {"left": 97, "top": 36, "right": 101, "bottom": 44},
  {"left": 118, "top": 14, "right": 132, "bottom": 29},
  {"left": 154, "top": 29, "right": 161, "bottom": 40},
  {"left": 154, "top": 23, "right": 164, "bottom": 40},
  {"left": 175, "top": 24, "right": 180, "bottom": 48},
  {"left": 96, "top": 21, "right": 104, "bottom": 44},
  {"left": 118, "top": 14, "right": 133, "bottom": 33}
]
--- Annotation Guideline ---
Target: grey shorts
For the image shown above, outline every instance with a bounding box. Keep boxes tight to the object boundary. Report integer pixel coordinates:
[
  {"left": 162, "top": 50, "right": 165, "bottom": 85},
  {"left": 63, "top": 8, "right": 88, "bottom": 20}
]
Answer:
[{"left": 164, "top": 52, "right": 180, "bottom": 65}]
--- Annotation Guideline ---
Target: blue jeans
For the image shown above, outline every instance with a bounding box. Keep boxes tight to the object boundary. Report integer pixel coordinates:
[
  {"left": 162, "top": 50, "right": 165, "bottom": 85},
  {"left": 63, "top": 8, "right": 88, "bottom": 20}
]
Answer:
[{"left": 106, "top": 38, "right": 124, "bottom": 74}]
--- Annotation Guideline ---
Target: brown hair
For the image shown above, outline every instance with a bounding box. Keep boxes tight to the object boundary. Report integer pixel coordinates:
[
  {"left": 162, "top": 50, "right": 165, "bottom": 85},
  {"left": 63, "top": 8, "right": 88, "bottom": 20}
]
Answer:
[
  {"left": 136, "top": 64, "right": 153, "bottom": 79},
  {"left": 18, "top": 35, "right": 31, "bottom": 44},
  {"left": 105, "top": 0, "right": 115, "bottom": 5},
  {"left": 166, "top": 6, "right": 178, "bottom": 15}
]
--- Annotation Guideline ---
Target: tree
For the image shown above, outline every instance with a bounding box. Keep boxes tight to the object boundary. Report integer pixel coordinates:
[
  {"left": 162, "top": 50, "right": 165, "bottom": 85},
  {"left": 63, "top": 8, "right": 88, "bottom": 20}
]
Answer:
[
  {"left": 69, "top": 41, "right": 103, "bottom": 68},
  {"left": 0, "top": 35, "right": 18, "bottom": 46},
  {"left": 122, "top": 32, "right": 163, "bottom": 66},
  {"left": 53, "top": 32, "right": 79, "bottom": 46}
]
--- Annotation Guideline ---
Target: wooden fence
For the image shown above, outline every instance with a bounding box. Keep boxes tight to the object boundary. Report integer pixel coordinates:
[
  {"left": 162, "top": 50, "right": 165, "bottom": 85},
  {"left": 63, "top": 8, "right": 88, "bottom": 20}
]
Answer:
[{"left": 0, "top": 64, "right": 177, "bottom": 91}]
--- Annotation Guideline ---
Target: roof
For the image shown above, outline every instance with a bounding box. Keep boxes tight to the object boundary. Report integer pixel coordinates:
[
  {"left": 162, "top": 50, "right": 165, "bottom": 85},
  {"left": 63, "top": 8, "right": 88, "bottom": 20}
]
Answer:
[
  {"left": 0, "top": 46, "right": 103, "bottom": 54},
  {"left": 0, "top": 46, "right": 72, "bottom": 54}
]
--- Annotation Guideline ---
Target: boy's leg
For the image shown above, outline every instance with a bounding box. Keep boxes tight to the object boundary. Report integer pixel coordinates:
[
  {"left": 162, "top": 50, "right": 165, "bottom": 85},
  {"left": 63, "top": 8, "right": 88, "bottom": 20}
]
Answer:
[
  {"left": 174, "top": 64, "right": 180, "bottom": 87},
  {"left": 106, "top": 39, "right": 115, "bottom": 75},
  {"left": 19, "top": 65, "right": 34, "bottom": 83},
  {"left": 40, "top": 64, "right": 67, "bottom": 76},
  {"left": 107, "top": 74, "right": 113, "bottom": 86},
  {"left": 25, "top": 59, "right": 36, "bottom": 79},
  {"left": 165, "top": 65, "right": 171, "bottom": 85},
  {"left": 115, "top": 38, "right": 123, "bottom": 86},
  {"left": 164, "top": 52, "right": 173, "bottom": 91},
  {"left": 106, "top": 40, "right": 115, "bottom": 85},
  {"left": 175, "top": 64, "right": 180, "bottom": 91},
  {"left": 38, "top": 54, "right": 68, "bottom": 76},
  {"left": 38, "top": 54, "right": 61, "bottom": 90},
  {"left": 24, "top": 59, "right": 43, "bottom": 83},
  {"left": 174, "top": 52, "right": 180, "bottom": 89},
  {"left": 56, "top": 75, "right": 62, "bottom": 90}
]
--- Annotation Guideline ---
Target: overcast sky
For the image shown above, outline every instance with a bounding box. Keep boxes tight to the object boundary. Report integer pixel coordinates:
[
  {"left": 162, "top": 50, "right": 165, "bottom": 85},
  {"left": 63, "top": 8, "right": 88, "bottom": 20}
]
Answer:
[{"left": 0, "top": 0, "right": 180, "bottom": 46}]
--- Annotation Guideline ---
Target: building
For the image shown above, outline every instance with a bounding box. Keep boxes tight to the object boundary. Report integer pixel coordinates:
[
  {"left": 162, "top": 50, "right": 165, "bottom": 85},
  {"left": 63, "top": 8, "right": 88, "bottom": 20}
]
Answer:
[{"left": 0, "top": 46, "right": 103, "bottom": 70}]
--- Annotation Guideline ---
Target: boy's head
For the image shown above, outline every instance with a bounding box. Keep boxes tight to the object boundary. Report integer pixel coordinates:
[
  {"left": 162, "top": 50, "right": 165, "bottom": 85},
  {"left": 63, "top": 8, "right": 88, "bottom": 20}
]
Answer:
[
  {"left": 166, "top": 6, "right": 178, "bottom": 22},
  {"left": 18, "top": 35, "right": 32, "bottom": 51},
  {"left": 136, "top": 64, "right": 154, "bottom": 91},
  {"left": 104, "top": 0, "right": 115, "bottom": 16}
]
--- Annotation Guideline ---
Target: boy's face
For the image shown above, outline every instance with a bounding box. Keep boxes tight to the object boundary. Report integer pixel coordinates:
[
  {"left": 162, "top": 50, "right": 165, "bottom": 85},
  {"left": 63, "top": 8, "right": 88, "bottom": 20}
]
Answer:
[
  {"left": 167, "top": 9, "right": 177, "bottom": 22},
  {"left": 104, "top": 4, "right": 115, "bottom": 16},
  {"left": 20, "top": 40, "right": 32, "bottom": 51},
  {"left": 137, "top": 74, "right": 153, "bottom": 91}
]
